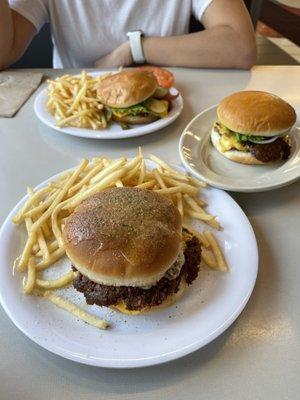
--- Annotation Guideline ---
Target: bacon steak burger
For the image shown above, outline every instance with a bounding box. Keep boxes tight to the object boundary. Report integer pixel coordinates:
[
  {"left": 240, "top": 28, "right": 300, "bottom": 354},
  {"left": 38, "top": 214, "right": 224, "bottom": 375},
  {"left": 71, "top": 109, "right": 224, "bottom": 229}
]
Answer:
[
  {"left": 62, "top": 187, "right": 201, "bottom": 315},
  {"left": 96, "top": 70, "right": 170, "bottom": 125},
  {"left": 211, "top": 91, "right": 296, "bottom": 164}
]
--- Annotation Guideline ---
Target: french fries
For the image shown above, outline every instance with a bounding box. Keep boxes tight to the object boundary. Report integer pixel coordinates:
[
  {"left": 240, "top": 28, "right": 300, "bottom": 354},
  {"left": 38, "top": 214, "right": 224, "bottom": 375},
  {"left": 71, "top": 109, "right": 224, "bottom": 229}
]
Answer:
[
  {"left": 201, "top": 249, "right": 217, "bottom": 269},
  {"left": 47, "top": 71, "right": 110, "bottom": 130},
  {"left": 12, "top": 149, "right": 227, "bottom": 329},
  {"left": 183, "top": 225, "right": 228, "bottom": 271},
  {"left": 203, "top": 231, "right": 228, "bottom": 272},
  {"left": 23, "top": 258, "right": 36, "bottom": 294},
  {"left": 36, "top": 271, "right": 75, "bottom": 289},
  {"left": 43, "top": 291, "right": 108, "bottom": 330}
]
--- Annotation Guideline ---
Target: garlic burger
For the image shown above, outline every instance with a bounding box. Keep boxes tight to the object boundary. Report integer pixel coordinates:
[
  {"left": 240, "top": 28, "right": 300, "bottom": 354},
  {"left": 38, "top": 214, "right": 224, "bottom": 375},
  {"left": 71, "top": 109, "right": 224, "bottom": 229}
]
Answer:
[
  {"left": 211, "top": 91, "right": 296, "bottom": 164},
  {"left": 96, "top": 70, "right": 170, "bottom": 125},
  {"left": 62, "top": 187, "right": 201, "bottom": 315}
]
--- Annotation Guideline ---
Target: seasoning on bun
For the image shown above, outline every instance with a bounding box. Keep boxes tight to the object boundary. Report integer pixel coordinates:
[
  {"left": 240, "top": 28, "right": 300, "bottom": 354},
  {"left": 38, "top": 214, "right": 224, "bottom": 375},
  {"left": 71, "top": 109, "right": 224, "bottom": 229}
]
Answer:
[
  {"left": 211, "top": 91, "right": 296, "bottom": 164},
  {"left": 62, "top": 187, "right": 201, "bottom": 315},
  {"left": 96, "top": 70, "right": 170, "bottom": 125}
]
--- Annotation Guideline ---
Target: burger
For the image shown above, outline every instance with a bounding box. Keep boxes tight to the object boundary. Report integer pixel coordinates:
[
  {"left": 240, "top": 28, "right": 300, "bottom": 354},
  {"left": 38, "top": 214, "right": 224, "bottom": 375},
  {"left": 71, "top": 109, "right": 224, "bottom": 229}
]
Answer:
[
  {"left": 62, "top": 187, "right": 201, "bottom": 315},
  {"left": 96, "top": 69, "right": 170, "bottom": 125},
  {"left": 211, "top": 91, "right": 297, "bottom": 164}
]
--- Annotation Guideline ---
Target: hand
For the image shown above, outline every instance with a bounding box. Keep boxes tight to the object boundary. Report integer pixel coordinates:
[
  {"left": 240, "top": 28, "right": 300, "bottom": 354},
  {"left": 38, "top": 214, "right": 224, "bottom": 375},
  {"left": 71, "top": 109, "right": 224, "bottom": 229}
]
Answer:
[{"left": 94, "top": 41, "right": 133, "bottom": 68}]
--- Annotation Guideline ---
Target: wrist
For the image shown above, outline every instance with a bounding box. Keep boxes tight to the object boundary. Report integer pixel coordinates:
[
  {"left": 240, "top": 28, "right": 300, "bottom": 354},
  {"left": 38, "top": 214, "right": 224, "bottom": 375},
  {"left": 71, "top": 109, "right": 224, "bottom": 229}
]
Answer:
[
  {"left": 141, "top": 37, "right": 153, "bottom": 64},
  {"left": 124, "top": 41, "right": 133, "bottom": 66},
  {"left": 143, "top": 36, "right": 177, "bottom": 67}
]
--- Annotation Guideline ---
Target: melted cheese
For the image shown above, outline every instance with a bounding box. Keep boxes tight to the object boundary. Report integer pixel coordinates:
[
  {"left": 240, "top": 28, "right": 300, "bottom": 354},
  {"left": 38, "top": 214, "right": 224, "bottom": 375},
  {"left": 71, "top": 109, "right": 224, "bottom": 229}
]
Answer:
[
  {"left": 215, "top": 122, "right": 247, "bottom": 152},
  {"left": 112, "top": 109, "right": 128, "bottom": 118},
  {"left": 114, "top": 302, "right": 143, "bottom": 315},
  {"left": 220, "top": 133, "right": 247, "bottom": 152}
]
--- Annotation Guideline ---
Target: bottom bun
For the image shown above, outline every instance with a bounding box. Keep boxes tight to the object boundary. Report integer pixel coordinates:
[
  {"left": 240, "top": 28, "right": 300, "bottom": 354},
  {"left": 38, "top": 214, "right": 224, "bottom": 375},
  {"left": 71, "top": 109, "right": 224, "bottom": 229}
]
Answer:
[
  {"left": 112, "top": 113, "right": 158, "bottom": 125},
  {"left": 211, "top": 129, "right": 263, "bottom": 165},
  {"left": 111, "top": 280, "right": 187, "bottom": 315}
]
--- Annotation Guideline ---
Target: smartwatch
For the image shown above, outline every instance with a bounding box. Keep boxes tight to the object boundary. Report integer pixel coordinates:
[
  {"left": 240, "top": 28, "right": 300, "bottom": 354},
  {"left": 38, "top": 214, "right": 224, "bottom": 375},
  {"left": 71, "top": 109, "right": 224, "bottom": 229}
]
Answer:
[{"left": 126, "top": 30, "right": 146, "bottom": 64}]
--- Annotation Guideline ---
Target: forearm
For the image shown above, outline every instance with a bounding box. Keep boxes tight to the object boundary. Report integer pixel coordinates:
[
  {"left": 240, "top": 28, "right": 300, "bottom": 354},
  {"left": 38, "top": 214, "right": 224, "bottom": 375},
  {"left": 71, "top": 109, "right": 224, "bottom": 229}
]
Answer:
[
  {"left": 0, "top": 0, "right": 14, "bottom": 65},
  {"left": 0, "top": 3, "right": 36, "bottom": 70},
  {"left": 143, "top": 26, "right": 256, "bottom": 69}
]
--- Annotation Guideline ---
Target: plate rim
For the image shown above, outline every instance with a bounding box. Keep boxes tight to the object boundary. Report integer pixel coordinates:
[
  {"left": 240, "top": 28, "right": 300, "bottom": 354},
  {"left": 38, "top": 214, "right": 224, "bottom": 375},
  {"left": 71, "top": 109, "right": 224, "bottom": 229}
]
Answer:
[
  {"left": 0, "top": 165, "right": 258, "bottom": 368},
  {"left": 179, "top": 105, "right": 300, "bottom": 192},
  {"left": 34, "top": 71, "right": 183, "bottom": 140}
]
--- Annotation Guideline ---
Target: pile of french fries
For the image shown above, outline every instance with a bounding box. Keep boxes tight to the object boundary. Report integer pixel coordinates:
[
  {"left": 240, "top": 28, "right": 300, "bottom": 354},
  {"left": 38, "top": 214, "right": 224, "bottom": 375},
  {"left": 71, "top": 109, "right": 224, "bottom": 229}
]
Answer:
[
  {"left": 12, "top": 149, "right": 227, "bottom": 329},
  {"left": 46, "top": 71, "right": 111, "bottom": 129}
]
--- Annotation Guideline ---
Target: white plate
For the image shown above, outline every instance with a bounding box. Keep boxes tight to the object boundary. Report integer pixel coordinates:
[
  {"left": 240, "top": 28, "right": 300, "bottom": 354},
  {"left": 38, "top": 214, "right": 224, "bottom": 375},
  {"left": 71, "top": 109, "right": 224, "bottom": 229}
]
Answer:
[
  {"left": 179, "top": 105, "right": 300, "bottom": 192},
  {"left": 34, "top": 71, "right": 183, "bottom": 139},
  {"left": 0, "top": 162, "right": 258, "bottom": 368}
]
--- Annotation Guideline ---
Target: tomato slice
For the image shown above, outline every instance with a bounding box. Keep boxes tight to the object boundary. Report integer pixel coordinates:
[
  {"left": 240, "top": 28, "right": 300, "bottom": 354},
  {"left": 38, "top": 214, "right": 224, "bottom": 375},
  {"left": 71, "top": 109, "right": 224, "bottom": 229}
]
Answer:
[{"left": 138, "top": 66, "right": 175, "bottom": 89}]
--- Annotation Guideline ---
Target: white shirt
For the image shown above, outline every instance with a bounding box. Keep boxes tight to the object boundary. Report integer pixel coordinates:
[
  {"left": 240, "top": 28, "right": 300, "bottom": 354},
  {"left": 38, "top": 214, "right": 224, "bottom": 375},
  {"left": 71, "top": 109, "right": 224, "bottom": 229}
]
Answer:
[{"left": 9, "top": 0, "right": 213, "bottom": 68}]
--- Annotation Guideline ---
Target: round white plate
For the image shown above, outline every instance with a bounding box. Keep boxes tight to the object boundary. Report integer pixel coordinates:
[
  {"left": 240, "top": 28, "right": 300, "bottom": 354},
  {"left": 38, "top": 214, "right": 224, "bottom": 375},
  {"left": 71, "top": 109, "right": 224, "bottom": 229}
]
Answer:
[
  {"left": 0, "top": 163, "right": 258, "bottom": 368},
  {"left": 179, "top": 105, "right": 300, "bottom": 192},
  {"left": 34, "top": 71, "right": 183, "bottom": 139}
]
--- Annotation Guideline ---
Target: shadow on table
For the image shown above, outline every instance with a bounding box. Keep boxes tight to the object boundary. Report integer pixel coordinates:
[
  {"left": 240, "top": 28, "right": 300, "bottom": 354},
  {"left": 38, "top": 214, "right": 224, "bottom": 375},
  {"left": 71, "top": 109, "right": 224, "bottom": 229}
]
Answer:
[
  {"left": 230, "top": 180, "right": 300, "bottom": 217},
  {"left": 32, "top": 324, "right": 233, "bottom": 395},
  {"left": 231, "top": 185, "right": 289, "bottom": 291},
  {"left": 226, "top": 194, "right": 283, "bottom": 323},
  {"left": 37, "top": 119, "right": 182, "bottom": 154}
]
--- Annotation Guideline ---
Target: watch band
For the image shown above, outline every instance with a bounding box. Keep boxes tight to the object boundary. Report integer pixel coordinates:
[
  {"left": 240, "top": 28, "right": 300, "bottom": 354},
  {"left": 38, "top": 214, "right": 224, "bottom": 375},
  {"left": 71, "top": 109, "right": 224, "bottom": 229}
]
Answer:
[{"left": 127, "top": 30, "right": 145, "bottom": 64}]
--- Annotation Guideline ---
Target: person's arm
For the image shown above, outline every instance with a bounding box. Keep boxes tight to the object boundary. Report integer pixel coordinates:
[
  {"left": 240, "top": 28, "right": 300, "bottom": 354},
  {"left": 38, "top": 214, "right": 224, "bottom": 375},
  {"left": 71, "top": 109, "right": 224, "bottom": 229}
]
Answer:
[
  {"left": 143, "top": 0, "right": 256, "bottom": 69},
  {"left": 0, "top": 0, "right": 36, "bottom": 70},
  {"left": 95, "top": 0, "right": 256, "bottom": 69}
]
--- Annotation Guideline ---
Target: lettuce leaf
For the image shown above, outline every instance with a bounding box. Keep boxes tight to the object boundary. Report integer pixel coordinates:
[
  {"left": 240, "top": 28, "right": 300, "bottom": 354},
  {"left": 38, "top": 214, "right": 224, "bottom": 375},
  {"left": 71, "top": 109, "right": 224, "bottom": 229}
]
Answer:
[
  {"left": 235, "top": 133, "right": 268, "bottom": 142},
  {"left": 111, "top": 102, "right": 150, "bottom": 117},
  {"left": 216, "top": 122, "right": 268, "bottom": 142}
]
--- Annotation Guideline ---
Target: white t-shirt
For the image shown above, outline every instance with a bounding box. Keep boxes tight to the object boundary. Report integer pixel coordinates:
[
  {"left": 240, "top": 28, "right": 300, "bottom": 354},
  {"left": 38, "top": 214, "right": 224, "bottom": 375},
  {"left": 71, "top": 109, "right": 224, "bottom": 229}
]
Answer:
[{"left": 9, "top": 0, "right": 213, "bottom": 68}]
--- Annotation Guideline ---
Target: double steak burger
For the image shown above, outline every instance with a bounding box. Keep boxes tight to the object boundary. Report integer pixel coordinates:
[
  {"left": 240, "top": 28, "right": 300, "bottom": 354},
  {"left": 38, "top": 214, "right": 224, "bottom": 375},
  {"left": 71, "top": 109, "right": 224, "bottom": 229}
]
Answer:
[
  {"left": 211, "top": 91, "right": 296, "bottom": 164},
  {"left": 62, "top": 187, "right": 201, "bottom": 315}
]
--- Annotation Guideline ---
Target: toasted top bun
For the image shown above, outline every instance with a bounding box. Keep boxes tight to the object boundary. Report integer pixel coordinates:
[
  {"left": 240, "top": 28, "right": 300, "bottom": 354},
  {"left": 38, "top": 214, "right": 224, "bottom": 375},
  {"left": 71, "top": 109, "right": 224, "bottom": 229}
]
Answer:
[
  {"left": 217, "top": 91, "right": 296, "bottom": 137},
  {"left": 62, "top": 187, "right": 182, "bottom": 287},
  {"left": 96, "top": 70, "right": 157, "bottom": 108}
]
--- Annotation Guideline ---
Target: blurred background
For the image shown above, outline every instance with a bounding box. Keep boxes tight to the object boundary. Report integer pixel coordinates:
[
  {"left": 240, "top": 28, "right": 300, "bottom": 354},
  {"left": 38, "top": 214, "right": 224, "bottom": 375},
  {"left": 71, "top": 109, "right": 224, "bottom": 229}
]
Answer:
[{"left": 12, "top": 0, "right": 300, "bottom": 68}]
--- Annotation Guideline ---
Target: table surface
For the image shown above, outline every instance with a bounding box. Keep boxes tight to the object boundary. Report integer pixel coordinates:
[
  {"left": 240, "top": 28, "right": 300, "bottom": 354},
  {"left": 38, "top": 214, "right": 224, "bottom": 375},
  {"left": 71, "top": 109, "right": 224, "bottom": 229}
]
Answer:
[
  {"left": 0, "top": 66, "right": 299, "bottom": 400},
  {"left": 277, "top": 0, "right": 299, "bottom": 8}
]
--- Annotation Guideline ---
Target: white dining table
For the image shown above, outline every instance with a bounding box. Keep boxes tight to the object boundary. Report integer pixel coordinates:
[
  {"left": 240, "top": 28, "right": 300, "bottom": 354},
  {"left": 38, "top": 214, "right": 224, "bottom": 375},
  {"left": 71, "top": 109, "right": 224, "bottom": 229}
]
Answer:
[{"left": 0, "top": 66, "right": 299, "bottom": 400}]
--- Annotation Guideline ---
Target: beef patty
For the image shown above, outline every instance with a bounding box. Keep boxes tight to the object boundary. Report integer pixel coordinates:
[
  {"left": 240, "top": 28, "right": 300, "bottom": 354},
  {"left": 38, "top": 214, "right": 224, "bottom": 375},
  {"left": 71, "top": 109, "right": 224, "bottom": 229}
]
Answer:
[
  {"left": 248, "top": 137, "right": 291, "bottom": 163},
  {"left": 73, "top": 233, "right": 201, "bottom": 311}
]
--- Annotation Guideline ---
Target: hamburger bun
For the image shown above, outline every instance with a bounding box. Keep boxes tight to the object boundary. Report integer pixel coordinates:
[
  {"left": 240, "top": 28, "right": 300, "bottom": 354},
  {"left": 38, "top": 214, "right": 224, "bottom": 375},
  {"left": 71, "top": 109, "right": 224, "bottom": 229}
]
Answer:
[
  {"left": 62, "top": 187, "right": 182, "bottom": 288},
  {"left": 217, "top": 91, "right": 296, "bottom": 137},
  {"left": 112, "top": 113, "right": 158, "bottom": 125},
  {"left": 112, "top": 280, "right": 187, "bottom": 315},
  {"left": 97, "top": 70, "right": 157, "bottom": 108},
  {"left": 211, "top": 128, "right": 263, "bottom": 165}
]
